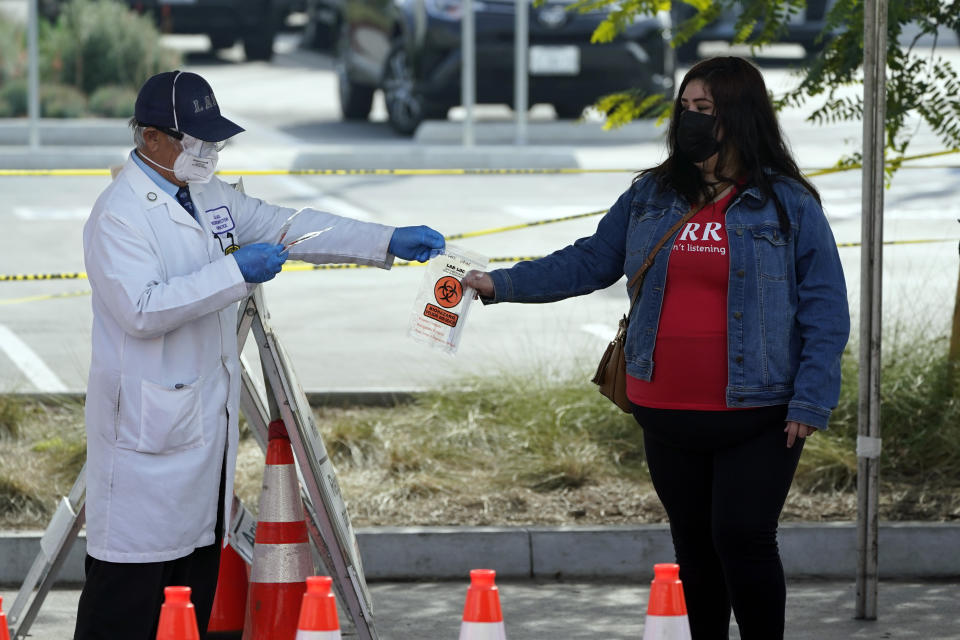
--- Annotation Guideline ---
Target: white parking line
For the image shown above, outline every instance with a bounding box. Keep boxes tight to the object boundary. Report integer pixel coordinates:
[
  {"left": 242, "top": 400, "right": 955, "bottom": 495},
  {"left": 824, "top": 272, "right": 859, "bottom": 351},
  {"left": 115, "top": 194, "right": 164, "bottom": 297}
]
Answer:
[
  {"left": 0, "top": 324, "right": 68, "bottom": 392},
  {"left": 14, "top": 206, "right": 90, "bottom": 220},
  {"left": 271, "top": 176, "right": 372, "bottom": 221}
]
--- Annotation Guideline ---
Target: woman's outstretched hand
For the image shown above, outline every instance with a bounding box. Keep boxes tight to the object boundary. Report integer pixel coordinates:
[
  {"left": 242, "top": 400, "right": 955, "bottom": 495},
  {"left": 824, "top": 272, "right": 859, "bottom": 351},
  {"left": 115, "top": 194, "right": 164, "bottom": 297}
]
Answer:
[
  {"left": 784, "top": 421, "right": 816, "bottom": 448},
  {"left": 463, "top": 270, "right": 494, "bottom": 299}
]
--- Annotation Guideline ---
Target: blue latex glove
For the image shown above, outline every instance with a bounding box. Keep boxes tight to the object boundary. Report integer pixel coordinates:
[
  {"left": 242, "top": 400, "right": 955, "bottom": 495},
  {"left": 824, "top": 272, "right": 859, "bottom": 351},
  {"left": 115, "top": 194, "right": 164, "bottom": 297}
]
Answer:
[
  {"left": 388, "top": 225, "right": 446, "bottom": 262},
  {"left": 232, "top": 243, "right": 288, "bottom": 283}
]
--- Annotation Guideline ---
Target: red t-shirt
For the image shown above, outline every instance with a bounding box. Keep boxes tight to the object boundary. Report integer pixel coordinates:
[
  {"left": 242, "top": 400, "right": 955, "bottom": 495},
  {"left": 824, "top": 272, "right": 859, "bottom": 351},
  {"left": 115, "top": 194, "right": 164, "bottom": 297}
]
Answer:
[{"left": 626, "top": 189, "right": 739, "bottom": 410}]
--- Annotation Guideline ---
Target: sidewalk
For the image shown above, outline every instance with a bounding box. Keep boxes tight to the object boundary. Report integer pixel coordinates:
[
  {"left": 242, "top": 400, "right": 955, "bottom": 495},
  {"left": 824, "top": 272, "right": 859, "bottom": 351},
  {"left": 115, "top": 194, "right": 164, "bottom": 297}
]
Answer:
[
  {"left": 0, "top": 117, "right": 665, "bottom": 171},
  {"left": 4, "top": 523, "right": 960, "bottom": 586},
  {"left": 4, "top": 579, "right": 960, "bottom": 639}
]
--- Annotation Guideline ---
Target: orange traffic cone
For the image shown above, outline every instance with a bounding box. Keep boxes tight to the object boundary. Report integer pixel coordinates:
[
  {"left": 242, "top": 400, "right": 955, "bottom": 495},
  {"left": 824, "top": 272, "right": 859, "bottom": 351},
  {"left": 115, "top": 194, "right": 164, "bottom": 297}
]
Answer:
[
  {"left": 295, "top": 576, "right": 342, "bottom": 639},
  {"left": 242, "top": 419, "right": 313, "bottom": 640},
  {"left": 208, "top": 542, "right": 250, "bottom": 638},
  {"left": 1, "top": 595, "right": 12, "bottom": 640},
  {"left": 156, "top": 586, "right": 200, "bottom": 640},
  {"left": 642, "top": 563, "right": 692, "bottom": 640},
  {"left": 458, "top": 569, "right": 507, "bottom": 640}
]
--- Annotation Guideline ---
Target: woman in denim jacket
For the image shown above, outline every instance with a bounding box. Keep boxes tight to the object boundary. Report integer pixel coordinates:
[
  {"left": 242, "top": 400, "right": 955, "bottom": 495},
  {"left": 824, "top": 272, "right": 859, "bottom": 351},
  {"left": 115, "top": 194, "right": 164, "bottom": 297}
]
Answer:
[{"left": 464, "top": 56, "right": 849, "bottom": 639}]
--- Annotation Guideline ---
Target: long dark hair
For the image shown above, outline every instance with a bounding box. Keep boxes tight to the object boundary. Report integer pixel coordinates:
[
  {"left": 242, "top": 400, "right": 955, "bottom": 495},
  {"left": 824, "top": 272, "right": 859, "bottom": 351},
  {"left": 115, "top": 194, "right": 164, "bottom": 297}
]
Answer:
[{"left": 639, "top": 56, "right": 819, "bottom": 234}]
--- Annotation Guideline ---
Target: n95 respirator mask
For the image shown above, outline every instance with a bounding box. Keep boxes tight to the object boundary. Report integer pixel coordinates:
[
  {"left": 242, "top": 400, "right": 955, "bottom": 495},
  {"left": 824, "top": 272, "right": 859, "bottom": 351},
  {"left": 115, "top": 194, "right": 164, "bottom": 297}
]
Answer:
[{"left": 142, "top": 132, "right": 223, "bottom": 184}]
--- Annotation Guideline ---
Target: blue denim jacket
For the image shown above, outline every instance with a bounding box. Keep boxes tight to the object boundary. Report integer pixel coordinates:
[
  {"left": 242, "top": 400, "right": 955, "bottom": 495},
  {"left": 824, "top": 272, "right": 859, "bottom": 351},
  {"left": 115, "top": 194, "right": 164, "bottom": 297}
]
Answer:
[{"left": 486, "top": 172, "right": 850, "bottom": 430}]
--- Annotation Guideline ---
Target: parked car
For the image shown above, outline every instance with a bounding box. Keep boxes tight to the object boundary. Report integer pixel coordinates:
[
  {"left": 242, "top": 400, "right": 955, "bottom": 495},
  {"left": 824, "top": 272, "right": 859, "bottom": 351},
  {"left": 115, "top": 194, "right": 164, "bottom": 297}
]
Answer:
[
  {"left": 126, "top": 0, "right": 294, "bottom": 60},
  {"left": 335, "top": 0, "right": 675, "bottom": 134},
  {"left": 672, "top": 0, "right": 838, "bottom": 62}
]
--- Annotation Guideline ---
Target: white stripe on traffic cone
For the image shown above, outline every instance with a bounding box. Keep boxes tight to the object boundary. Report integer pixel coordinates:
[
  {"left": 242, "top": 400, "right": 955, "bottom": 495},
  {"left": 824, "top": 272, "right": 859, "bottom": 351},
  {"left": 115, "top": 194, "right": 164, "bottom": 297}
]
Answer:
[{"left": 243, "top": 419, "right": 313, "bottom": 640}]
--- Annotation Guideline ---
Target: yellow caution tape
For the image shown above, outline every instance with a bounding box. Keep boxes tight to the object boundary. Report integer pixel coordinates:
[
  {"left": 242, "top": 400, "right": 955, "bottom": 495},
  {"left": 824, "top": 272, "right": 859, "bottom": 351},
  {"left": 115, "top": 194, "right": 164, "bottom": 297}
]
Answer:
[
  {"left": 2, "top": 238, "right": 955, "bottom": 287},
  {"left": 445, "top": 210, "right": 608, "bottom": 241},
  {"left": 0, "top": 148, "right": 956, "bottom": 178},
  {"left": 0, "top": 289, "right": 92, "bottom": 304},
  {"left": 0, "top": 272, "right": 88, "bottom": 282},
  {"left": 0, "top": 169, "right": 113, "bottom": 177},
  {"left": 0, "top": 167, "right": 631, "bottom": 177}
]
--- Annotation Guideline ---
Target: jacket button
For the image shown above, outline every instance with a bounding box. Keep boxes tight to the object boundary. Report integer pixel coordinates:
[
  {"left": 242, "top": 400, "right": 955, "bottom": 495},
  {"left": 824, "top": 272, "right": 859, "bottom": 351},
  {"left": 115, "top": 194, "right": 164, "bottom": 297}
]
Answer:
[
  {"left": 733, "top": 311, "right": 742, "bottom": 319},
  {"left": 736, "top": 229, "right": 743, "bottom": 236},
  {"left": 735, "top": 356, "right": 744, "bottom": 363},
  {"left": 737, "top": 397, "right": 745, "bottom": 403},
  {"left": 737, "top": 269, "right": 745, "bottom": 277}
]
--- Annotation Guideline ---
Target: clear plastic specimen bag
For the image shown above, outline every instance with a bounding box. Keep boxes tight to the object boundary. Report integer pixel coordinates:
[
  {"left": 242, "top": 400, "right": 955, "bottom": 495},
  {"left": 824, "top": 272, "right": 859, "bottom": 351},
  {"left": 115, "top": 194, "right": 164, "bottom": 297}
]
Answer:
[{"left": 408, "top": 245, "right": 489, "bottom": 355}]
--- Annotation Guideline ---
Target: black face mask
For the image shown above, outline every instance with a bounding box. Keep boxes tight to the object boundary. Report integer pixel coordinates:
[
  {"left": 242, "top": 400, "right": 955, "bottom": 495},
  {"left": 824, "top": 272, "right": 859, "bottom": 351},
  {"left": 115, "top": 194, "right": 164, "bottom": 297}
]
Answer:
[{"left": 676, "top": 109, "right": 720, "bottom": 162}]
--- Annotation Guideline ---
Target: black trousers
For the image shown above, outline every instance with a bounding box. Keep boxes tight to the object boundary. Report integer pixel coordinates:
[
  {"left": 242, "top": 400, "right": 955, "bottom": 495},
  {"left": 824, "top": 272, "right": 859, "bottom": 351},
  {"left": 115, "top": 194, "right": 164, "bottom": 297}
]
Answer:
[
  {"left": 633, "top": 404, "right": 803, "bottom": 640},
  {"left": 74, "top": 461, "right": 226, "bottom": 640}
]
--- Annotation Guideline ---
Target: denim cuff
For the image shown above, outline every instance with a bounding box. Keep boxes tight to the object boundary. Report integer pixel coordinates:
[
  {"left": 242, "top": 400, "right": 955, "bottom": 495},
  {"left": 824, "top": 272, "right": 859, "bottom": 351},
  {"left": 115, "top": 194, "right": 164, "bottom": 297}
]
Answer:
[
  {"left": 485, "top": 269, "right": 514, "bottom": 305},
  {"left": 786, "top": 400, "right": 832, "bottom": 431}
]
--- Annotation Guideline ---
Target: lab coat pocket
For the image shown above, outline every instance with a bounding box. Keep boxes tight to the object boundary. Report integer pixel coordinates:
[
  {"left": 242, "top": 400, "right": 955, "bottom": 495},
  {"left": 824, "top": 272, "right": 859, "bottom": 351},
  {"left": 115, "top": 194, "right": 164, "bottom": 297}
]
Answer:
[{"left": 137, "top": 376, "right": 205, "bottom": 454}]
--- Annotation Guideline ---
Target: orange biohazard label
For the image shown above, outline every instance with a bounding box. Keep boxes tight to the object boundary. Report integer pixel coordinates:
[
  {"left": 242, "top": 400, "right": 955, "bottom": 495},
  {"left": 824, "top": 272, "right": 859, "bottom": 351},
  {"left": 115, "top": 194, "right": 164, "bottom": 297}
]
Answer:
[
  {"left": 424, "top": 304, "right": 459, "bottom": 327},
  {"left": 433, "top": 276, "right": 463, "bottom": 309}
]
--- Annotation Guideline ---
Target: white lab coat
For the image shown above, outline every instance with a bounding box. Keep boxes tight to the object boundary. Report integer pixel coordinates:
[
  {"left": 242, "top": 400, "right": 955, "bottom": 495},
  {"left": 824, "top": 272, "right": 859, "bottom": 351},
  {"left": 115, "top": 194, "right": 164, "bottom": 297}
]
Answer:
[{"left": 82, "top": 154, "right": 394, "bottom": 562}]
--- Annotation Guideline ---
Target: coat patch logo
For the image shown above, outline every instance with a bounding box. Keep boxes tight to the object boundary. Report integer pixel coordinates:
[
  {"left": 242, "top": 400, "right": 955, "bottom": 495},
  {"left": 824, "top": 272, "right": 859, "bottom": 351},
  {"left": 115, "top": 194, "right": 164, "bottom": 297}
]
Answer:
[{"left": 203, "top": 206, "right": 236, "bottom": 234}]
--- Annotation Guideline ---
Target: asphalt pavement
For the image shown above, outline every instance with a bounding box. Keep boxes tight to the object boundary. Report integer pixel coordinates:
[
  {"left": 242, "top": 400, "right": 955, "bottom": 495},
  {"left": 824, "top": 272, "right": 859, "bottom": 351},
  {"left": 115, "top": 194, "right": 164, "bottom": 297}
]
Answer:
[{"left": 4, "top": 579, "right": 960, "bottom": 639}]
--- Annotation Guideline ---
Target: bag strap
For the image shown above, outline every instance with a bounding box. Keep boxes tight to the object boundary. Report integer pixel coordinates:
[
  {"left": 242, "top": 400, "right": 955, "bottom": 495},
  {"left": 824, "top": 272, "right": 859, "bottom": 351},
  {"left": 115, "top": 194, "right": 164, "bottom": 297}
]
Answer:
[{"left": 626, "top": 202, "right": 708, "bottom": 310}]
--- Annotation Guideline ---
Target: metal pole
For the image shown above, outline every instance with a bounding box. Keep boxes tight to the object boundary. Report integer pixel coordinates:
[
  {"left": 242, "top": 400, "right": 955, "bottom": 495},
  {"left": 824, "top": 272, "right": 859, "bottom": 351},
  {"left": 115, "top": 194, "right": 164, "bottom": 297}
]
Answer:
[
  {"left": 513, "top": 0, "right": 528, "bottom": 145},
  {"left": 461, "top": 0, "right": 475, "bottom": 147},
  {"left": 855, "top": 0, "right": 886, "bottom": 621},
  {"left": 27, "top": 0, "right": 40, "bottom": 148}
]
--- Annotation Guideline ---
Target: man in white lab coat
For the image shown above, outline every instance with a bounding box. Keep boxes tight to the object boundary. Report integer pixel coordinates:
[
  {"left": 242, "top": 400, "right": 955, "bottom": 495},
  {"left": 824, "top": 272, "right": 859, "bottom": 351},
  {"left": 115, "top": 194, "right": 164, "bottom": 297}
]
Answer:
[{"left": 74, "top": 70, "right": 444, "bottom": 640}]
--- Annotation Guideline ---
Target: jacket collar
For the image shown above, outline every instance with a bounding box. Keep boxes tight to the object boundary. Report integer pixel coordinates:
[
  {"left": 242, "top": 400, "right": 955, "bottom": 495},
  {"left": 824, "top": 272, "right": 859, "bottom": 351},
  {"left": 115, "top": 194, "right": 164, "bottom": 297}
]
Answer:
[{"left": 122, "top": 153, "right": 200, "bottom": 229}]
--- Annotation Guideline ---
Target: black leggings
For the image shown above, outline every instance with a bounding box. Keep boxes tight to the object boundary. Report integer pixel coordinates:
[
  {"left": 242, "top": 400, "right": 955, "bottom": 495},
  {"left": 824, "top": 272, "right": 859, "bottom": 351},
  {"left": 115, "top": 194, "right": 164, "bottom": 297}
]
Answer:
[{"left": 633, "top": 404, "right": 803, "bottom": 640}]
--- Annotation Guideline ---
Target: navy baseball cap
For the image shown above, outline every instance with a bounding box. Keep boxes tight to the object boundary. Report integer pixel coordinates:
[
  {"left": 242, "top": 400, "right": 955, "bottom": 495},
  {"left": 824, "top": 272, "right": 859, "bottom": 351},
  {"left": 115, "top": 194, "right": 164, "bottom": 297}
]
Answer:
[{"left": 134, "top": 71, "right": 244, "bottom": 142}]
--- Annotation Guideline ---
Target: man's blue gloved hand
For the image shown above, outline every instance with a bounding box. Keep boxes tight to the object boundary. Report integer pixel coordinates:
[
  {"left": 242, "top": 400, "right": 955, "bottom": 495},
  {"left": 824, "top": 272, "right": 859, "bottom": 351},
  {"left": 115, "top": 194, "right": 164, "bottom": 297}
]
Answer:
[
  {"left": 232, "top": 243, "right": 288, "bottom": 283},
  {"left": 388, "top": 225, "right": 446, "bottom": 262}
]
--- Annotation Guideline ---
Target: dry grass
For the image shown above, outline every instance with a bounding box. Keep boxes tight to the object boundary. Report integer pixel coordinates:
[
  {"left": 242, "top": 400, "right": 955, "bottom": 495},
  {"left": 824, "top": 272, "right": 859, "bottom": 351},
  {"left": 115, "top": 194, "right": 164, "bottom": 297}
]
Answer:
[
  {"left": 4, "top": 344, "right": 960, "bottom": 530},
  {"left": 0, "top": 396, "right": 86, "bottom": 528}
]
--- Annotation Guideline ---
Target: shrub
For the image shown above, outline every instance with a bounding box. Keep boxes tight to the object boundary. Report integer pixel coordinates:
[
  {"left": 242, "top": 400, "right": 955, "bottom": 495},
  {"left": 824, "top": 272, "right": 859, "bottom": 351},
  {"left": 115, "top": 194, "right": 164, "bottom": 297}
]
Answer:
[
  {"left": 0, "top": 394, "right": 25, "bottom": 438},
  {"left": 41, "top": 83, "right": 87, "bottom": 117},
  {"left": 88, "top": 84, "right": 137, "bottom": 117},
  {"left": 0, "top": 16, "right": 25, "bottom": 85},
  {"left": 0, "top": 77, "right": 27, "bottom": 116},
  {"left": 42, "top": 0, "right": 180, "bottom": 96}
]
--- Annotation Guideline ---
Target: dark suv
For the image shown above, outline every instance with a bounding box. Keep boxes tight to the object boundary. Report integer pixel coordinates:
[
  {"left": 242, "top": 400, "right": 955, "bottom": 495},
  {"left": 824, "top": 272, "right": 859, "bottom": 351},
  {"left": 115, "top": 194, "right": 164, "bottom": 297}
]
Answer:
[
  {"left": 127, "top": 0, "right": 293, "bottom": 60},
  {"left": 335, "top": 0, "right": 674, "bottom": 134}
]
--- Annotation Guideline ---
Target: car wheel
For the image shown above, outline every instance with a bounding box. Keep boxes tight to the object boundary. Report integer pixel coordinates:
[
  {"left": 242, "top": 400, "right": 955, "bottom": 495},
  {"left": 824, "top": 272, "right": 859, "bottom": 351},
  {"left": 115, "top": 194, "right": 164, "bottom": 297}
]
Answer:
[
  {"left": 383, "top": 42, "right": 427, "bottom": 136},
  {"left": 338, "top": 67, "right": 374, "bottom": 120},
  {"left": 208, "top": 33, "right": 235, "bottom": 50},
  {"left": 553, "top": 103, "right": 585, "bottom": 119},
  {"left": 244, "top": 28, "right": 276, "bottom": 61},
  {"left": 335, "top": 29, "right": 374, "bottom": 119}
]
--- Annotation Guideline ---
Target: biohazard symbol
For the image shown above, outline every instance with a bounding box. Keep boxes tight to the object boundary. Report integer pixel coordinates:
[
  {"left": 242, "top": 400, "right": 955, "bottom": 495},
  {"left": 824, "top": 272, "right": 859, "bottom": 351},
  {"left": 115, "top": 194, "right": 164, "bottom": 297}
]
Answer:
[{"left": 433, "top": 276, "right": 463, "bottom": 309}]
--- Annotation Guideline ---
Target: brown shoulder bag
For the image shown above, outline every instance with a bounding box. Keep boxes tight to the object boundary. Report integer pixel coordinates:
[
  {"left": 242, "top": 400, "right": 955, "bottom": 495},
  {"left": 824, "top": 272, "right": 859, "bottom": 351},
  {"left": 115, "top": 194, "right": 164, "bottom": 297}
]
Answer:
[{"left": 591, "top": 203, "right": 705, "bottom": 412}]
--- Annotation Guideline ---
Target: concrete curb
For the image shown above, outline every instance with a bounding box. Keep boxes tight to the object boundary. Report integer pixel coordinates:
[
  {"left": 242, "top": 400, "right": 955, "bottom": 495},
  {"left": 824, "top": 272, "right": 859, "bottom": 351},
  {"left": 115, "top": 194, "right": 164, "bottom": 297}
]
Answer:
[
  {"left": 0, "top": 144, "right": 586, "bottom": 171},
  {"left": 6, "top": 390, "right": 418, "bottom": 407},
  {"left": 0, "top": 120, "right": 133, "bottom": 146},
  {"left": 0, "top": 117, "right": 661, "bottom": 170},
  {"left": 2, "top": 523, "right": 958, "bottom": 587},
  {"left": 413, "top": 119, "right": 663, "bottom": 145}
]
